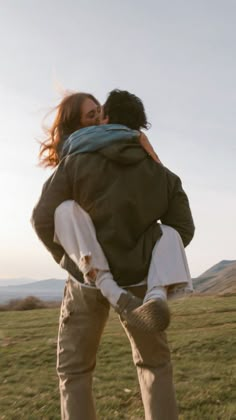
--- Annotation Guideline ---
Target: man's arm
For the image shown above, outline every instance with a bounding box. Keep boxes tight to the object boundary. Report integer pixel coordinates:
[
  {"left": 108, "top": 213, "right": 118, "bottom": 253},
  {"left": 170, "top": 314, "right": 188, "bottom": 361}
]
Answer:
[
  {"left": 161, "top": 173, "right": 195, "bottom": 247},
  {"left": 31, "top": 159, "right": 84, "bottom": 282}
]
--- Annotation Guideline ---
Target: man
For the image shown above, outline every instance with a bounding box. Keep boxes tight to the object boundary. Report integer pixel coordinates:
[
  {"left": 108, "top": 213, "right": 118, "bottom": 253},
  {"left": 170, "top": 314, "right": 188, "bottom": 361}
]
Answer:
[{"left": 32, "top": 89, "right": 194, "bottom": 419}]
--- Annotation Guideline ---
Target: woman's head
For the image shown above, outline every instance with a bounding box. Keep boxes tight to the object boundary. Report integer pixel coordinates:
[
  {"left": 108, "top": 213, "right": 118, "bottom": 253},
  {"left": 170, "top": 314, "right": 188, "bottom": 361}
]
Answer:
[{"left": 39, "top": 92, "right": 101, "bottom": 167}]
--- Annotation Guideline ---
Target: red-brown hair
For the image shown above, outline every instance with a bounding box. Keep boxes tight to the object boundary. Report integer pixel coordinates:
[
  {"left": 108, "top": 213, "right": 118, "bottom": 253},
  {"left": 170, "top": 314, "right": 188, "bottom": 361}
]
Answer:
[{"left": 39, "top": 92, "right": 100, "bottom": 168}]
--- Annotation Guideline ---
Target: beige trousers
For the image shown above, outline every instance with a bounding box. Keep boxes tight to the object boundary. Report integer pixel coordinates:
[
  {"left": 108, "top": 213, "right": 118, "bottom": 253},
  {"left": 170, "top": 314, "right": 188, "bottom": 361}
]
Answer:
[{"left": 57, "top": 278, "right": 178, "bottom": 420}]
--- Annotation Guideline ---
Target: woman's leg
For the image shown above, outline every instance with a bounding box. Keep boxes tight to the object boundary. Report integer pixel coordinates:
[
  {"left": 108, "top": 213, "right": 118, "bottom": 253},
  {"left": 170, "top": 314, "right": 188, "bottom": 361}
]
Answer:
[
  {"left": 144, "top": 224, "right": 193, "bottom": 302},
  {"left": 54, "top": 200, "right": 125, "bottom": 307},
  {"left": 124, "top": 224, "right": 193, "bottom": 333}
]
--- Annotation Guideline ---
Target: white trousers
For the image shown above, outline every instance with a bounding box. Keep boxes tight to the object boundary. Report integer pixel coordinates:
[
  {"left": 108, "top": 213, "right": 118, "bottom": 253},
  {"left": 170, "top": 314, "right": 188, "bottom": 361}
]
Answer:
[{"left": 54, "top": 200, "right": 192, "bottom": 294}]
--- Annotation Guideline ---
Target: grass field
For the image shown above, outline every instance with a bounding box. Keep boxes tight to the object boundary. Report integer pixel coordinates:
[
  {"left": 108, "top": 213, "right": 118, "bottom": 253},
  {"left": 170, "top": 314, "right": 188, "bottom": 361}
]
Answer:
[{"left": 0, "top": 296, "right": 236, "bottom": 419}]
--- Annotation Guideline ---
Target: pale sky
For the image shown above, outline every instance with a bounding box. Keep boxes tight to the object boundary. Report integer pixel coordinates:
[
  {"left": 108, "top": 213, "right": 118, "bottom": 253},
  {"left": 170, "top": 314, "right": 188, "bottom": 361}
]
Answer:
[{"left": 0, "top": 0, "right": 235, "bottom": 281}]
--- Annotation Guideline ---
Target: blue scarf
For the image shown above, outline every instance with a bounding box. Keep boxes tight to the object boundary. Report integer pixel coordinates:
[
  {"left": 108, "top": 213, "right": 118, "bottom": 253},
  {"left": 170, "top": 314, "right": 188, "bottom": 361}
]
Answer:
[{"left": 60, "top": 124, "right": 139, "bottom": 159}]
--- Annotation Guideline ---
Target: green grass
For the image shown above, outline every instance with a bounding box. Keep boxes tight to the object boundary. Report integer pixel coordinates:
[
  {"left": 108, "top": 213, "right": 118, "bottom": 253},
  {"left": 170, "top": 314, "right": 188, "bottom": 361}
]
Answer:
[{"left": 0, "top": 296, "right": 236, "bottom": 419}]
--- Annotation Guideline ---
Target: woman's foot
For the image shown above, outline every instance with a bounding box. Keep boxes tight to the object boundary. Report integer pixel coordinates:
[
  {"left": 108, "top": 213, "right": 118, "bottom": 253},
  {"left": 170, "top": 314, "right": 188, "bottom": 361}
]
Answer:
[{"left": 116, "top": 292, "right": 170, "bottom": 332}]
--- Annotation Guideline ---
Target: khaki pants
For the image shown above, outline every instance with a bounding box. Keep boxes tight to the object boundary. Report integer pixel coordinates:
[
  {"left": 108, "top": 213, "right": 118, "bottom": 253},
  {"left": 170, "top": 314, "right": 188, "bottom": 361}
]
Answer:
[{"left": 57, "top": 278, "right": 178, "bottom": 420}]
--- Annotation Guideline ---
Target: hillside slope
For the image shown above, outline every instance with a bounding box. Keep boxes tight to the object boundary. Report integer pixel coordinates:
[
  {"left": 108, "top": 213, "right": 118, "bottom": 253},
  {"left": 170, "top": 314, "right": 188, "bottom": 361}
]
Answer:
[
  {"left": 193, "top": 260, "right": 236, "bottom": 294},
  {"left": 0, "top": 279, "right": 66, "bottom": 303}
]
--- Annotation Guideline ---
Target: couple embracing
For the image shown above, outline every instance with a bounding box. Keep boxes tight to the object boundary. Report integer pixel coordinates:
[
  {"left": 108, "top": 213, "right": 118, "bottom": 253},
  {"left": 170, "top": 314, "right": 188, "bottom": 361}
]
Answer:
[{"left": 32, "top": 89, "right": 194, "bottom": 420}]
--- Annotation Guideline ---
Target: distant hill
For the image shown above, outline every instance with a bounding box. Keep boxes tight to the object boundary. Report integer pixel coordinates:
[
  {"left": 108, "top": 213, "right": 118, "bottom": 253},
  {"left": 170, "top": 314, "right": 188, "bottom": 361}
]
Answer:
[
  {"left": 1, "top": 259, "right": 235, "bottom": 304},
  {"left": 0, "top": 279, "right": 66, "bottom": 304},
  {"left": 193, "top": 260, "right": 236, "bottom": 295},
  {"left": 0, "top": 277, "right": 40, "bottom": 286}
]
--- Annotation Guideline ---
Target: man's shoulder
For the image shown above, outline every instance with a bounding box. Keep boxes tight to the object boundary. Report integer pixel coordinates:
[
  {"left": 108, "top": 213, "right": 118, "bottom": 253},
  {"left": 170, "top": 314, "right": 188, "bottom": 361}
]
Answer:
[
  {"left": 155, "top": 165, "right": 182, "bottom": 192},
  {"left": 152, "top": 163, "right": 179, "bottom": 180},
  {"left": 162, "top": 165, "right": 179, "bottom": 179}
]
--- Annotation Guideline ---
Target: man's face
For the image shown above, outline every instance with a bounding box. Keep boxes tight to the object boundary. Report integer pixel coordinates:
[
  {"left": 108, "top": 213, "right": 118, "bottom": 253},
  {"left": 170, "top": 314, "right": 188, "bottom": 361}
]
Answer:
[{"left": 80, "top": 98, "right": 102, "bottom": 127}]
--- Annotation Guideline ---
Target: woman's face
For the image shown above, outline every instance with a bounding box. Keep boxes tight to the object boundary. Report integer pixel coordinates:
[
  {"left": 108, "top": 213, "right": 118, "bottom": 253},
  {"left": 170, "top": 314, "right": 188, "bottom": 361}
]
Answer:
[{"left": 80, "top": 98, "right": 101, "bottom": 128}]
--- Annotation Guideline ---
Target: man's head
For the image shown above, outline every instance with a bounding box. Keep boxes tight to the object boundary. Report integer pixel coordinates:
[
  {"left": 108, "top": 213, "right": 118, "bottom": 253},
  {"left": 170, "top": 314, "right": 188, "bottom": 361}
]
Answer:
[{"left": 102, "top": 89, "right": 149, "bottom": 130}]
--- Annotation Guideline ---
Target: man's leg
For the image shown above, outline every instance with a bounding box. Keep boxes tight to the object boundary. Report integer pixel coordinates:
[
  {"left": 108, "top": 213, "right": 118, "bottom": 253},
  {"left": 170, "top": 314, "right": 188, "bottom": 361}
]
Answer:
[
  {"left": 120, "top": 319, "right": 178, "bottom": 420},
  {"left": 57, "top": 277, "right": 110, "bottom": 420}
]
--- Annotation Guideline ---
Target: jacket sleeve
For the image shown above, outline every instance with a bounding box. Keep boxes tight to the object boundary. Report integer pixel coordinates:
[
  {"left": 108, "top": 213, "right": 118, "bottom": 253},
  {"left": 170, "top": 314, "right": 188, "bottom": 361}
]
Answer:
[
  {"left": 31, "top": 158, "right": 86, "bottom": 282},
  {"left": 31, "top": 160, "right": 72, "bottom": 264},
  {"left": 161, "top": 173, "right": 195, "bottom": 247}
]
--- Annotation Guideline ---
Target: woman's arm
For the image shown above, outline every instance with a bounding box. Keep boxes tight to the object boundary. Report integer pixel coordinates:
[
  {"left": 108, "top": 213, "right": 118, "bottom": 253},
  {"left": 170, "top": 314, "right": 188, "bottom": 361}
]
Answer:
[
  {"left": 62, "top": 125, "right": 162, "bottom": 164},
  {"left": 139, "top": 132, "right": 162, "bottom": 164}
]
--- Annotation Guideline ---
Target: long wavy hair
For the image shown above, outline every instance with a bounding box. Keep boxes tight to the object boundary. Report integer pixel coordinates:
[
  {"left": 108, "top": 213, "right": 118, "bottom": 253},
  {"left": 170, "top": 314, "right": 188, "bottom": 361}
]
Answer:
[{"left": 39, "top": 92, "right": 100, "bottom": 168}]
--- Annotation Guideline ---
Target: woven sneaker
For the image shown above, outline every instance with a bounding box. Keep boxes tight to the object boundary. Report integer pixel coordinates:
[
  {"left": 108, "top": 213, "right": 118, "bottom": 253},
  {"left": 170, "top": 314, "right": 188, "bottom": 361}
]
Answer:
[{"left": 116, "top": 292, "right": 170, "bottom": 333}]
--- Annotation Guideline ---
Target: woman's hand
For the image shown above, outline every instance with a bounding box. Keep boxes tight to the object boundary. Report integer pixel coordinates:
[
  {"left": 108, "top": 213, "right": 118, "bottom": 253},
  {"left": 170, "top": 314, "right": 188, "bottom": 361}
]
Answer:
[{"left": 139, "top": 132, "right": 162, "bottom": 164}]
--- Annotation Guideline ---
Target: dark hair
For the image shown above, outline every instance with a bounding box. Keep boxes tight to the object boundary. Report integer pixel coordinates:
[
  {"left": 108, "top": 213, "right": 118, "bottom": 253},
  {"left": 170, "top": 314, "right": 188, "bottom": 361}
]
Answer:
[
  {"left": 39, "top": 92, "right": 100, "bottom": 167},
  {"left": 103, "top": 89, "right": 150, "bottom": 130}
]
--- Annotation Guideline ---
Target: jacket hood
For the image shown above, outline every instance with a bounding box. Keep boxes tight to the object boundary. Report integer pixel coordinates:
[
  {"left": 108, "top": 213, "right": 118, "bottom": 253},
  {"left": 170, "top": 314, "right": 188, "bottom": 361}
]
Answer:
[
  {"left": 61, "top": 124, "right": 139, "bottom": 160},
  {"left": 97, "top": 139, "right": 147, "bottom": 166}
]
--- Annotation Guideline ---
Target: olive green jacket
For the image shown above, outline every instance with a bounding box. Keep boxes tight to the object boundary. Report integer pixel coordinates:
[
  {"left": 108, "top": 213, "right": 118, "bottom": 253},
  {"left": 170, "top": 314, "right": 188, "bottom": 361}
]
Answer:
[{"left": 32, "top": 139, "right": 195, "bottom": 286}]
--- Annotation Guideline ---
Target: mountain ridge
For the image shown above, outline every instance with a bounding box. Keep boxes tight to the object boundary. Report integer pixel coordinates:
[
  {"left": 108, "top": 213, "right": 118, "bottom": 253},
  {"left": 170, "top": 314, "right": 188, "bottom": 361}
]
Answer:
[
  {"left": 0, "top": 279, "right": 66, "bottom": 304},
  {"left": 193, "top": 260, "right": 236, "bottom": 294},
  {"left": 0, "top": 259, "right": 235, "bottom": 303}
]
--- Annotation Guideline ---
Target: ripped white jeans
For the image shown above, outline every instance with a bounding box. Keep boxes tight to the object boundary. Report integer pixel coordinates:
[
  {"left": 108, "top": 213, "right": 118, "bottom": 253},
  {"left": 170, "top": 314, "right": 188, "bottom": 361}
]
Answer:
[{"left": 54, "top": 200, "right": 193, "bottom": 304}]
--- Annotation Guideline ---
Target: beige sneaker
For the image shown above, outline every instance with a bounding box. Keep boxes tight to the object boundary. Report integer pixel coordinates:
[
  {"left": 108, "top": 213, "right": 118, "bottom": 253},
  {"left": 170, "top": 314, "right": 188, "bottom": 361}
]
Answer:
[{"left": 116, "top": 292, "right": 170, "bottom": 332}]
